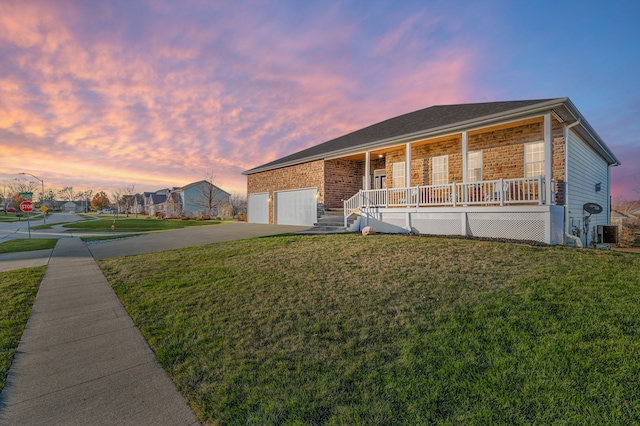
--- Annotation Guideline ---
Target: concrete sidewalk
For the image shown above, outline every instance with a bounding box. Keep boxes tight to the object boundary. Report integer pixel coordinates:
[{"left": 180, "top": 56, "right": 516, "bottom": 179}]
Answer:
[
  {"left": 0, "top": 249, "right": 53, "bottom": 272},
  {"left": 0, "top": 238, "right": 200, "bottom": 425}
]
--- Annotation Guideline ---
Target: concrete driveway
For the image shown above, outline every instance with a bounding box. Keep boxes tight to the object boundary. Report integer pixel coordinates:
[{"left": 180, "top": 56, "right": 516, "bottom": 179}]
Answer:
[
  {"left": 0, "top": 219, "right": 310, "bottom": 271},
  {"left": 88, "top": 222, "right": 310, "bottom": 259}
]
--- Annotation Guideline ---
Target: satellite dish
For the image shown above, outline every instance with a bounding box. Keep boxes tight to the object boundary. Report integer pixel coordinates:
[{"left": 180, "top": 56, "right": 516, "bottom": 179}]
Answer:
[{"left": 583, "top": 203, "right": 603, "bottom": 215}]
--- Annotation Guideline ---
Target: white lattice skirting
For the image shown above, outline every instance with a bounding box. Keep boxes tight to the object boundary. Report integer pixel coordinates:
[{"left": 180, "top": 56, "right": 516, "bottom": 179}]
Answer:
[{"left": 360, "top": 206, "right": 564, "bottom": 245}]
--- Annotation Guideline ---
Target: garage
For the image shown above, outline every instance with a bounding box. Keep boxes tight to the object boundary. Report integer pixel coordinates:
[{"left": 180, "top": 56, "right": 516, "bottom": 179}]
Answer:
[
  {"left": 247, "top": 193, "right": 269, "bottom": 224},
  {"left": 275, "top": 188, "right": 317, "bottom": 226}
]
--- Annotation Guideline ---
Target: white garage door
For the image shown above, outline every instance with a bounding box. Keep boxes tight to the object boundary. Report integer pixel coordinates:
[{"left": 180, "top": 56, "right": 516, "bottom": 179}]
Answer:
[
  {"left": 276, "top": 188, "right": 317, "bottom": 226},
  {"left": 248, "top": 193, "right": 269, "bottom": 224}
]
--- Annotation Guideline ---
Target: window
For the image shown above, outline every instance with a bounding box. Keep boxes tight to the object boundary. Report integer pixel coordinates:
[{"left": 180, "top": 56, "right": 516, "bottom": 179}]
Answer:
[
  {"left": 432, "top": 155, "right": 448, "bottom": 185},
  {"left": 525, "top": 142, "right": 544, "bottom": 177},
  {"left": 467, "top": 150, "right": 482, "bottom": 182},
  {"left": 392, "top": 162, "right": 405, "bottom": 188}
]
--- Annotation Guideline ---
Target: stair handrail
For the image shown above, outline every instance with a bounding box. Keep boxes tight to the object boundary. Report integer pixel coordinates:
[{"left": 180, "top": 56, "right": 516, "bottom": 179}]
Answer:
[{"left": 343, "top": 190, "right": 363, "bottom": 228}]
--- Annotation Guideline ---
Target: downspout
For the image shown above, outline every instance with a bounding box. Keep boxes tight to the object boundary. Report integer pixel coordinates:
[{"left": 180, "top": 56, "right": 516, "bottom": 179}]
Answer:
[{"left": 564, "top": 118, "right": 581, "bottom": 245}]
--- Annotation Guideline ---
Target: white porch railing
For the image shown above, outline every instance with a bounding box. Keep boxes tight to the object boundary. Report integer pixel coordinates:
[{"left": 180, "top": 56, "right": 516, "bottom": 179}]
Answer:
[{"left": 344, "top": 176, "right": 548, "bottom": 226}]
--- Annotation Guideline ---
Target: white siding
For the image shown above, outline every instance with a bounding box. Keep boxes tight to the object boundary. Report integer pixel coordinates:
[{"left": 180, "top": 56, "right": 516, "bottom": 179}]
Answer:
[{"left": 566, "top": 129, "right": 610, "bottom": 246}]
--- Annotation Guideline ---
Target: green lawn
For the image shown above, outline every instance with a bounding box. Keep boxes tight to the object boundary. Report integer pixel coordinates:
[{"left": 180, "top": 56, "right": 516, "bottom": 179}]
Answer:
[
  {"left": 0, "top": 238, "right": 58, "bottom": 254},
  {"left": 60, "top": 217, "right": 222, "bottom": 232},
  {"left": 0, "top": 267, "right": 46, "bottom": 391},
  {"left": 98, "top": 234, "right": 640, "bottom": 425}
]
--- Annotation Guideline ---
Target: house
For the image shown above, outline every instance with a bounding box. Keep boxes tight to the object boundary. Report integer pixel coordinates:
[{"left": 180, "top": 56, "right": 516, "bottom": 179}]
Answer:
[
  {"left": 611, "top": 210, "right": 636, "bottom": 227},
  {"left": 59, "top": 201, "right": 83, "bottom": 213},
  {"left": 145, "top": 189, "right": 170, "bottom": 216},
  {"left": 142, "top": 182, "right": 231, "bottom": 218},
  {"left": 244, "top": 98, "right": 620, "bottom": 246},
  {"left": 166, "top": 180, "right": 231, "bottom": 218}
]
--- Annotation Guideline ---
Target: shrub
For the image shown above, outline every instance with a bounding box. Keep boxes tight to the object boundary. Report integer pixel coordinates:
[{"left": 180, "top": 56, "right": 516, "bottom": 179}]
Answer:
[
  {"left": 618, "top": 225, "right": 637, "bottom": 248},
  {"left": 155, "top": 212, "right": 166, "bottom": 220},
  {"left": 234, "top": 213, "right": 247, "bottom": 222}
]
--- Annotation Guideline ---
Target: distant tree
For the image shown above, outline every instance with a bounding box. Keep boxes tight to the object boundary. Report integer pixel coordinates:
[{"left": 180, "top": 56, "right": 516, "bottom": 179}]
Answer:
[
  {"left": 121, "top": 184, "right": 136, "bottom": 217},
  {"left": 82, "top": 189, "right": 94, "bottom": 212},
  {"left": 10, "top": 193, "right": 24, "bottom": 210},
  {"left": 228, "top": 192, "right": 247, "bottom": 216},
  {"left": 58, "top": 186, "right": 75, "bottom": 202},
  {"left": 111, "top": 189, "right": 122, "bottom": 218},
  {"left": 43, "top": 188, "right": 56, "bottom": 207},
  {"left": 91, "top": 191, "right": 110, "bottom": 211},
  {"left": 9, "top": 178, "right": 38, "bottom": 198}
]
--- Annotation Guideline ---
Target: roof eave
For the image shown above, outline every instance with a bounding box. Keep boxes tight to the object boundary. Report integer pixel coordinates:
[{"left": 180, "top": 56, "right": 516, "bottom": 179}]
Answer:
[{"left": 561, "top": 99, "right": 620, "bottom": 166}]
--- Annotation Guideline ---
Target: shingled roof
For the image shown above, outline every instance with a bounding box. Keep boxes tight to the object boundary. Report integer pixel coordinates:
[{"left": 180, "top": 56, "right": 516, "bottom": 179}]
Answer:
[{"left": 244, "top": 98, "right": 619, "bottom": 175}]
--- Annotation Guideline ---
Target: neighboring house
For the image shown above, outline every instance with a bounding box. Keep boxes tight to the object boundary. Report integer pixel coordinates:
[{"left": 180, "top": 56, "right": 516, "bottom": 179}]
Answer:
[
  {"left": 244, "top": 98, "right": 620, "bottom": 246},
  {"left": 146, "top": 189, "right": 169, "bottom": 216},
  {"left": 611, "top": 210, "right": 636, "bottom": 227},
  {"left": 168, "top": 180, "right": 231, "bottom": 218},
  {"left": 132, "top": 194, "right": 145, "bottom": 214},
  {"left": 59, "top": 201, "right": 83, "bottom": 213},
  {"left": 142, "top": 182, "right": 230, "bottom": 218}
]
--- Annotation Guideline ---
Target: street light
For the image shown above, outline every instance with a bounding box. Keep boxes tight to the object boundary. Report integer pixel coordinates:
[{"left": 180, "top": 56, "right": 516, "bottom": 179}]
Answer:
[{"left": 18, "top": 172, "right": 46, "bottom": 226}]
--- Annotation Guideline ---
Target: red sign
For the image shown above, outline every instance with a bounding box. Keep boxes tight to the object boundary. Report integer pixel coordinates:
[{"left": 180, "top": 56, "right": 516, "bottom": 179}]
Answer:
[{"left": 20, "top": 201, "right": 34, "bottom": 212}]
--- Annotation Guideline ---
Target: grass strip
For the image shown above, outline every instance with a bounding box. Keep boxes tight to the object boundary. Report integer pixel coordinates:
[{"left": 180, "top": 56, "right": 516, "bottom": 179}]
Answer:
[
  {"left": 0, "top": 267, "right": 46, "bottom": 391},
  {"left": 99, "top": 234, "right": 640, "bottom": 425},
  {"left": 62, "top": 218, "right": 221, "bottom": 232},
  {"left": 0, "top": 238, "right": 58, "bottom": 254}
]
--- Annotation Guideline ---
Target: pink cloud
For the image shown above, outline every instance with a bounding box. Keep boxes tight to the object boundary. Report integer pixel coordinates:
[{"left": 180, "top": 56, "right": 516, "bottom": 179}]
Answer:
[{"left": 0, "top": 0, "right": 488, "bottom": 197}]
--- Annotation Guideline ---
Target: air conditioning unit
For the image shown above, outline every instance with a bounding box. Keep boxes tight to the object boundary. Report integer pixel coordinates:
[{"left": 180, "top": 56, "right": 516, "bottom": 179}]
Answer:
[{"left": 597, "top": 225, "right": 618, "bottom": 244}]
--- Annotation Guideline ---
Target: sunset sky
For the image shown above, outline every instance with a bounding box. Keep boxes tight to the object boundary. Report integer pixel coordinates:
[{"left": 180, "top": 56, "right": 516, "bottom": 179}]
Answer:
[{"left": 1, "top": 0, "right": 639, "bottom": 200}]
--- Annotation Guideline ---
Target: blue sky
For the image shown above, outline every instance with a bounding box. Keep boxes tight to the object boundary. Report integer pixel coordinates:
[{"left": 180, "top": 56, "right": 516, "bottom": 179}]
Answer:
[{"left": 1, "top": 0, "right": 638, "bottom": 199}]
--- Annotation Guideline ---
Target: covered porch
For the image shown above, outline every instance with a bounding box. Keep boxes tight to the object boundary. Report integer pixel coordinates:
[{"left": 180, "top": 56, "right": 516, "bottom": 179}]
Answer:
[{"left": 341, "top": 176, "right": 563, "bottom": 244}]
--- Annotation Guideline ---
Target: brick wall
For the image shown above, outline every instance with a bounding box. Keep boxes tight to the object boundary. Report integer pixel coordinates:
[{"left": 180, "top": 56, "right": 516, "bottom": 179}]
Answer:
[
  {"left": 324, "top": 159, "right": 364, "bottom": 209},
  {"left": 385, "top": 137, "right": 462, "bottom": 187},
  {"left": 247, "top": 159, "right": 325, "bottom": 223},
  {"left": 468, "top": 121, "right": 544, "bottom": 180},
  {"left": 415, "top": 137, "right": 463, "bottom": 185}
]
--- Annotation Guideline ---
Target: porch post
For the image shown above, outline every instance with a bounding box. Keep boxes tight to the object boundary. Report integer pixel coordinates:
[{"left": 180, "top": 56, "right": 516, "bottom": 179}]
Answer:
[
  {"left": 405, "top": 142, "right": 411, "bottom": 189},
  {"left": 365, "top": 150, "right": 371, "bottom": 191},
  {"left": 544, "top": 113, "right": 552, "bottom": 205},
  {"left": 461, "top": 131, "right": 468, "bottom": 204},
  {"left": 461, "top": 131, "right": 468, "bottom": 182}
]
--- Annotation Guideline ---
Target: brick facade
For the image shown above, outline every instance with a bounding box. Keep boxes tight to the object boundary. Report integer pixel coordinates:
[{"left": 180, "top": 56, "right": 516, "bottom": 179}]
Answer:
[
  {"left": 324, "top": 159, "right": 364, "bottom": 209},
  {"left": 247, "top": 159, "right": 325, "bottom": 223},
  {"left": 247, "top": 116, "right": 571, "bottom": 217},
  {"left": 468, "top": 121, "right": 543, "bottom": 180}
]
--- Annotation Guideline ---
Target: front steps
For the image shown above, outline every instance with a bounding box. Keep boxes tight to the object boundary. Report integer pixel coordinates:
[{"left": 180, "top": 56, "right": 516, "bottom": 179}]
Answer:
[{"left": 300, "top": 209, "right": 357, "bottom": 234}]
